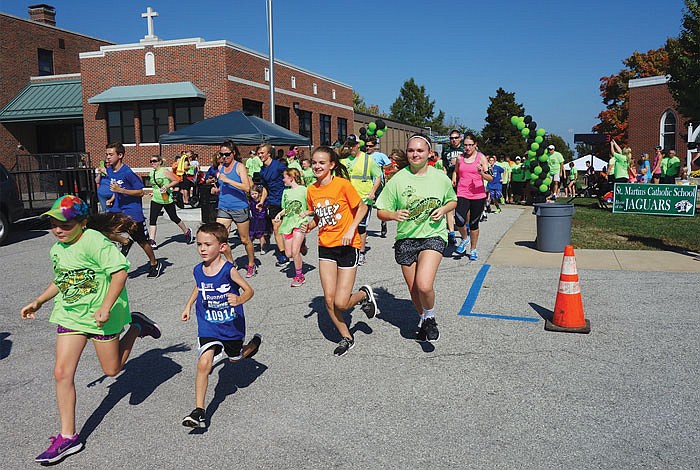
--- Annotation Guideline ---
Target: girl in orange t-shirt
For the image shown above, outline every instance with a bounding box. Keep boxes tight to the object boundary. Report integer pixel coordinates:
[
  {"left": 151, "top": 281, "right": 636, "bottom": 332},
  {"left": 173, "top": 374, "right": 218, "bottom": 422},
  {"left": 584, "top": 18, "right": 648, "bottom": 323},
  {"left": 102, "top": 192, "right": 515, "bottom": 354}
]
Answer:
[{"left": 302, "top": 146, "right": 378, "bottom": 357}]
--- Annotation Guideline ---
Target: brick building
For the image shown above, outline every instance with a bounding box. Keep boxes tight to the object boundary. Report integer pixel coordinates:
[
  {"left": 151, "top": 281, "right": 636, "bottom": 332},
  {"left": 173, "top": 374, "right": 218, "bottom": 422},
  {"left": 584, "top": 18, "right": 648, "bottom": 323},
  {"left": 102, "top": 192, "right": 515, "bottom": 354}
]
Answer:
[
  {"left": 0, "top": 5, "right": 354, "bottom": 172},
  {"left": 0, "top": 5, "right": 112, "bottom": 167},
  {"left": 628, "top": 75, "right": 699, "bottom": 171}
]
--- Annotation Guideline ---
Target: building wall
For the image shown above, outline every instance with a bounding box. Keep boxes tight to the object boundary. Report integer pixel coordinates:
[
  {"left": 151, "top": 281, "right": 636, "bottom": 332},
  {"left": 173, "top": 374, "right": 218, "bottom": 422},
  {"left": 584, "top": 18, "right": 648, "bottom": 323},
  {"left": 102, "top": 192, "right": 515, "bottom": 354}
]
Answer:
[
  {"left": 628, "top": 78, "right": 697, "bottom": 170},
  {"left": 0, "top": 12, "right": 112, "bottom": 167},
  {"left": 81, "top": 38, "right": 354, "bottom": 171}
]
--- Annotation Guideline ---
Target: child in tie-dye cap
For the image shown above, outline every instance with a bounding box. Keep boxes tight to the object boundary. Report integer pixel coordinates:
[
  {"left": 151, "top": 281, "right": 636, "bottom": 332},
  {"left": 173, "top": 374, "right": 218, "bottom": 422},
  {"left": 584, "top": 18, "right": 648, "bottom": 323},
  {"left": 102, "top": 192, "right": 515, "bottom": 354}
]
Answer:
[{"left": 20, "top": 195, "right": 161, "bottom": 464}]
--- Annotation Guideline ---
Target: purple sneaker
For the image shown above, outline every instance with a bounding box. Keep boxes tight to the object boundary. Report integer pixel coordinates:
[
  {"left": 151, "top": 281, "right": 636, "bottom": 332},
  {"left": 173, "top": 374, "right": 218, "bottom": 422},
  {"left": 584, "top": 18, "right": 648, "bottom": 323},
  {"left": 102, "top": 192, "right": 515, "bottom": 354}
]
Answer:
[
  {"left": 130, "top": 312, "right": 161, "bottom": 339},
  {"left": 35, "top": 434, "right": 83, "bottom": 463}
]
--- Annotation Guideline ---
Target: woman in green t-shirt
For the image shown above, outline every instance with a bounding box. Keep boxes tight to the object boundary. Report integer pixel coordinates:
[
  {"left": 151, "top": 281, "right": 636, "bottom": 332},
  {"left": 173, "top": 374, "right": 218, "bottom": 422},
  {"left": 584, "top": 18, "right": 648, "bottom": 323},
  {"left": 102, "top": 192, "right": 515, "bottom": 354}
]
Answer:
[
  {"left": 376, "top": 134, "right": 457, "bottom": 343},
  {"left": 148, "top": 156, "right": 193, "bottom": 248},
  {"left": 610, "top": 140, "right": 633, "bottom": 183}
]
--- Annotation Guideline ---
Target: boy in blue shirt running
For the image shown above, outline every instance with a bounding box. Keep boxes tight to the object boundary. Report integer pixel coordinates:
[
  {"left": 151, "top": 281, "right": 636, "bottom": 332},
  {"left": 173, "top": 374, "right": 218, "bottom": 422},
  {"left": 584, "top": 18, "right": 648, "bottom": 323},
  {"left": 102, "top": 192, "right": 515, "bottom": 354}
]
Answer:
[{"left": 180, "top": 223, "right": 261, "bottom": 428}]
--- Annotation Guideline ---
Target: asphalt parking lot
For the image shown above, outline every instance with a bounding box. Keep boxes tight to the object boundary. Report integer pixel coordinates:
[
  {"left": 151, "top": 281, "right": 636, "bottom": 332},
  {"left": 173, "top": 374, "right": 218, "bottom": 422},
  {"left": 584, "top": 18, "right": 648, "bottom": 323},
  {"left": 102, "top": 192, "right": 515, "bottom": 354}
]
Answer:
[{"left": 1, "top": 206, "right": 698, "bottom": 468}]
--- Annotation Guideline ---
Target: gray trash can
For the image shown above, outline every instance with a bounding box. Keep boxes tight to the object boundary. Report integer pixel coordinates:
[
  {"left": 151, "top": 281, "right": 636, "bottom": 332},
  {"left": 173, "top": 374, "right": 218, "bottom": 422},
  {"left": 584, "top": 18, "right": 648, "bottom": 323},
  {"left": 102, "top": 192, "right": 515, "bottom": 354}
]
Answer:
[{"left": 533, "top": 203, "right": 575, "bottom": 252}]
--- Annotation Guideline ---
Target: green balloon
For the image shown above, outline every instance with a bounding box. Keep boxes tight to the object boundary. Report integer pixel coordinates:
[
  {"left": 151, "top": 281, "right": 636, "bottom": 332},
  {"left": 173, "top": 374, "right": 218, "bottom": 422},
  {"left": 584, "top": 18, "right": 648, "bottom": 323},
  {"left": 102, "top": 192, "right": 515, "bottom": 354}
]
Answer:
[
  {"left": 367, "top": 128, "right": 375, "bottom": 135},
  {"left": 527, "top": 150, "right": 536, "bottom": 158},
  {"left": 358, "top": 139, "right": 365, "bottom": 147},
  {"left": 539, "top": 184, "right": 548, "bottom": 193},
  {"left": 530, "top": 142, "right": 540, "bottom": 151},
  {"left": 536, "top": 128, "right": 546, "bottom": 137},
  {"left": 511, "top": 116, "right": 519, "bottom": 125},
  {"left": 539, "top": 155, "right": 548, "bottom": 162},
  {"left": 534, "top": 166, "right": 543, "bottom": 175},
  {"left": 521, "top": 128, "right": 530, "bottom": 137},
  {"left": 543, "top": 177, "right": 552, "bottom": 185},
  {"left": 368, "top": 121, "right": 377, "bottom": 131},
  {"left": 535, "top": 136, "right": 543, "bottom": 144},
  {"left": 516, "top": 121, "right": 525, "bottom": 130},
  {"left": 376, "top": 129, "right": 385, "bottom": 137},
  {"left": 530, "top": 173, "right": 539, "bottom": 181}
]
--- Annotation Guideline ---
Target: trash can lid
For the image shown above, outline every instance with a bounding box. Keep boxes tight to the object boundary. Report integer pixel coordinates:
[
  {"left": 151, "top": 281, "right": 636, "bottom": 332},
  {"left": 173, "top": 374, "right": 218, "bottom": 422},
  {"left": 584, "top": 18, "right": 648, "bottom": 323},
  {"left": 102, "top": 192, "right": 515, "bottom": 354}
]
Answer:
[{"left": 533, "top": 202, "right": 575, "bottom": 216}]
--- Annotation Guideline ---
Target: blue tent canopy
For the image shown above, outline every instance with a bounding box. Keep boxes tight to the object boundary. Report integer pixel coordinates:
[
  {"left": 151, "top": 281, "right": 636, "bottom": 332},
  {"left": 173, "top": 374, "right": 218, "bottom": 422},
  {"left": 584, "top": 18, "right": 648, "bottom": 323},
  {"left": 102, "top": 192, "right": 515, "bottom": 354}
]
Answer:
[{"left": 159, "top": 110, "right": 310, "bottom": 146}]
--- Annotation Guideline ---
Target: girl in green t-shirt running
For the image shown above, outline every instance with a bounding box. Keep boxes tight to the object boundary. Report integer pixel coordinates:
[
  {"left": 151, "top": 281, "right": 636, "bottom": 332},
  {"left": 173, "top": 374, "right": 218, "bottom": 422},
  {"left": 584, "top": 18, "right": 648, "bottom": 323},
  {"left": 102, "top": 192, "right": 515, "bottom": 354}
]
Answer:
[
  {"left": 376, "top": 135, "right": 457, "bottom": 344},
  {"left": 20, "top": 195, "right": 161, "bottom": 465},
  {"left": 148, "top": 155, "right": 193, "bottom": 248}
]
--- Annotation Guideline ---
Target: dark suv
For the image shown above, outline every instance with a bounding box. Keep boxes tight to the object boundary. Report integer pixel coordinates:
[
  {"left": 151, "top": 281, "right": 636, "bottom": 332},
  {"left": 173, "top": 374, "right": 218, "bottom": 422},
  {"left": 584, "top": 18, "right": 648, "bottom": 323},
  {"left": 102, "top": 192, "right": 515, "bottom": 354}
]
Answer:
[{"left": 0, "top": 163, "right": 25, "bottom": 244}]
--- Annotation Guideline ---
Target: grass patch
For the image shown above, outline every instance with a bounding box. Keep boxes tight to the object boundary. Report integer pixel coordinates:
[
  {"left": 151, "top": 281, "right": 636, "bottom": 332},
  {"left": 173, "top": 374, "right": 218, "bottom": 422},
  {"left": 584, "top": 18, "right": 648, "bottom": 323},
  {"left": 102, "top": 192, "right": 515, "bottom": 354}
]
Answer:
[{"left": 568, "top": 198, "right": 700, "bottom": 252}]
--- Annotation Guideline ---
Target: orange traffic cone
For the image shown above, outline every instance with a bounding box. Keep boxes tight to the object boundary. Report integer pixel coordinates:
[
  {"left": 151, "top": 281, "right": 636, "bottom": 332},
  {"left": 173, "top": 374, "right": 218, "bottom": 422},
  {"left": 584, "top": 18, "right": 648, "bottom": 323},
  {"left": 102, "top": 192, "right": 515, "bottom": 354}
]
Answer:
[{"left": 544, "top": 245, "right": 591, "bottom": 334}]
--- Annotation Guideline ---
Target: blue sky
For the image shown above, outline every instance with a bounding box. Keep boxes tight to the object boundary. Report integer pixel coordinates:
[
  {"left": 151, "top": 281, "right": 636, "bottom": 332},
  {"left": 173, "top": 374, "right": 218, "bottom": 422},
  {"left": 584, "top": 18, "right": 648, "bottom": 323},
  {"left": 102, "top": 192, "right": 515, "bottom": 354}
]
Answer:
[{"left": 1, "top": 1, "right": 687, "bottom": 148}]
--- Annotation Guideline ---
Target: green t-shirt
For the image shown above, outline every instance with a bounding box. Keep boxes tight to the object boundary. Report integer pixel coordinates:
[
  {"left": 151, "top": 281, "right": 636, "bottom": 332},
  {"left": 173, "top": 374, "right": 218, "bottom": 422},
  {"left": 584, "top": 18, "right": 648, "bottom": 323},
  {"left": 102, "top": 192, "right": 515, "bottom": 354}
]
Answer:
[
  {"left": 613, "top": 152, "right": 628, "bottom": 179},
  {"left": 376, "top": 166, "right": 457, "bottom": 242},
  {"left": 287, "top": 159, "right": 302, "bottom": 172},
  {"left": 245, "top": 156, "right": 263, "bottom": 177},
  {"left": 664, "top": 156, "right": 680, "bottom": 177},
  {"left": 301, "top": 167, "right": 315, "bottom": 186},
  {"left": 150, "top": 167, "right": 172, "bottom": 204},
  {"left": 341, "top": 152, "right": 382, "bottom": 204},
  {"left": 49, "top": 229, "right": 131, "bottom": 335},
  {"left": 511, "top": 163, "right": 526, "bottom": 182},
  {"left": 547, "top": 151, "right": 564, "bottom": 176},
  {"left": 568, "top": 167, "right": 577, "bottom": 181},
  {"left": 279, "top": 185, "right": 308, "bottom": 235}
]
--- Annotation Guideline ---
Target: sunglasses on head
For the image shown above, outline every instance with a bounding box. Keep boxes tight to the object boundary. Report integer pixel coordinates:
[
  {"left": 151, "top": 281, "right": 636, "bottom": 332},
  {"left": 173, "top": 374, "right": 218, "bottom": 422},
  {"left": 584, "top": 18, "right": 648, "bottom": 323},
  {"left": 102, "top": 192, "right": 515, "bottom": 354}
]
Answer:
[
  {"left": 150, "top": 159, "right": 159, "bottom": 163},
  {"left": 219, "top": 152, "right": 232, "bottom": 157}
]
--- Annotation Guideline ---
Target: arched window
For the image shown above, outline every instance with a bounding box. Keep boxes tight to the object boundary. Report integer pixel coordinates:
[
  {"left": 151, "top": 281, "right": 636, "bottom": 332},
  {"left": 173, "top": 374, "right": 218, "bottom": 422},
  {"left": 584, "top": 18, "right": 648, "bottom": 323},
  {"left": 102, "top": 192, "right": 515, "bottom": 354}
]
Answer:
[
  {"left": 145, "top": 52, "right": 155, "bottom": 76},
  {"left": 660, "top": 110, "right": 676, "bottom": 150}
]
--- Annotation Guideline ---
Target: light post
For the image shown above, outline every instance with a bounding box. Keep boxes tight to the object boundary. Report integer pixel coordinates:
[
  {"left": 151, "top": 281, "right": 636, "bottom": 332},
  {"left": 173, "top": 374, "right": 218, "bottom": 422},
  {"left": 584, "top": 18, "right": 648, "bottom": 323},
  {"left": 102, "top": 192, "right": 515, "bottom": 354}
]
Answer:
[{"left": 266, "top": 0, "right": 275, "bottom": 123}]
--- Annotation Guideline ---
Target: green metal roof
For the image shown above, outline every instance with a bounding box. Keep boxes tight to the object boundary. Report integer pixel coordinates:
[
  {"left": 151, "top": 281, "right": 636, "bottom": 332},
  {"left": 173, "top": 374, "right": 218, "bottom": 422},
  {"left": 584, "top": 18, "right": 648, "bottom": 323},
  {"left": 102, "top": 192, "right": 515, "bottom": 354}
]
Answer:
[
  {"left": 88, "top": 81, "right": 205, "bottom": 104},
  {"left": 0, "top": 79, "right": 83, "bottom": 122}
]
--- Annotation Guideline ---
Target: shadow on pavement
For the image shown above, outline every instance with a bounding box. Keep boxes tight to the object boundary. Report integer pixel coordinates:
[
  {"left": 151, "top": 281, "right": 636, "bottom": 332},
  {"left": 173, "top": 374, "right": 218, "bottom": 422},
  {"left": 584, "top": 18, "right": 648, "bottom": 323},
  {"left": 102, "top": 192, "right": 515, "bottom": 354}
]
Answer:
[
  {"left": 80, "top": 343, "right": 189, "bottom": 442},
  {"left": 529, "top": 302, "right": 553, "bottom": 322},
  {"left": 189, "top": 358, "right": 268, "bottom": 434},
  {"left": 0, "top": 332, "right": 11, "bottom": 360},
  {"left": 371, "top": 287, "right": 420, "bottom": 340},
  {"left": 305, "top": 296, "right": 373, "bottom": 343},
  {"left": 127, "top": 257, "right": 172, "bottom": 279}
]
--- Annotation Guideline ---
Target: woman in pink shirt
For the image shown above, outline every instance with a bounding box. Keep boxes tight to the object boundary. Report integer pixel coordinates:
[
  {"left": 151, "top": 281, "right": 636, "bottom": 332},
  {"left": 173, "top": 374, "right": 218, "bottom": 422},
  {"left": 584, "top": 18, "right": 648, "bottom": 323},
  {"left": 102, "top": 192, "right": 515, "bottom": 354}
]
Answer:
[{"left": 451, "top": 135, "right": 492, "bottom": 261}]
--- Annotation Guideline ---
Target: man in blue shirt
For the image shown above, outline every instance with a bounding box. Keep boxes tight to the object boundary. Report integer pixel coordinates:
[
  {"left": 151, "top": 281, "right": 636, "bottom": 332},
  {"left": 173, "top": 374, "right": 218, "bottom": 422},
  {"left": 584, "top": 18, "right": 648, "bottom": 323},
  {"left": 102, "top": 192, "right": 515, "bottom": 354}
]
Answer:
[
  {"left": 256, "top": 143, "right": 289, "bottom": 266},
  {"left": 105, "top": 142, "right": 162, "bottom": 278}
]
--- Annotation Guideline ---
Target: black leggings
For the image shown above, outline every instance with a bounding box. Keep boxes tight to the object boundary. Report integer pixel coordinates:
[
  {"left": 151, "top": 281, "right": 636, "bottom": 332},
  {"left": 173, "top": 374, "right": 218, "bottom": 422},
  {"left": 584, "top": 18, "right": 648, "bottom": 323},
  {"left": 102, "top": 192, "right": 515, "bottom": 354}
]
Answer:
[
  {"left": 149, "top": 200, "right": 182, "bottom": 226},
  {"left": 455, "top": 197, "right": 486, "bottom": 231}
]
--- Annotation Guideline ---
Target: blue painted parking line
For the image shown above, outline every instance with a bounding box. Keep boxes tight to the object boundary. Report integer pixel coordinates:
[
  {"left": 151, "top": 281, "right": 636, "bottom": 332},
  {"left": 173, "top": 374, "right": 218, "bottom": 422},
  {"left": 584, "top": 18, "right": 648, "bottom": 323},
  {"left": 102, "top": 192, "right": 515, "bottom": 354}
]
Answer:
[{"left": 458, "top": 264, "right": 540, "bottom": 323}]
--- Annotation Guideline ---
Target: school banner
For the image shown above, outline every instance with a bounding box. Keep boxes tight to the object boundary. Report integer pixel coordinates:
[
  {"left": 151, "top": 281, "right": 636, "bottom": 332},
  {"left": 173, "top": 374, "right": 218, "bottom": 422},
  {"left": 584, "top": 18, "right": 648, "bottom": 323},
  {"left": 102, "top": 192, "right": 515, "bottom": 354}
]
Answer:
[{"left": 612, "top": 183, "right": 697, "bottom": 216}]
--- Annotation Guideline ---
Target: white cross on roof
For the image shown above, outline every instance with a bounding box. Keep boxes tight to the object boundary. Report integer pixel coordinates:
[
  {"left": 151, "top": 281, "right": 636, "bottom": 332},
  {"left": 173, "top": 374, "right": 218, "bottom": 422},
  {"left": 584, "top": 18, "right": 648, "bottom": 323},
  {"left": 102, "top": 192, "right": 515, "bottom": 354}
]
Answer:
[{"left": 141, "top": 6, "right": 159, "bottom": 40}]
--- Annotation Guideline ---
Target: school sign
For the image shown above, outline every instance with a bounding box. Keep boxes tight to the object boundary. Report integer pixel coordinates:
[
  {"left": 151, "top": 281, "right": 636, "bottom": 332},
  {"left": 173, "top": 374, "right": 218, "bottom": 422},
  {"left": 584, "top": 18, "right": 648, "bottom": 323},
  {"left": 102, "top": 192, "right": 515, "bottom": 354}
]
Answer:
[{"left": 613, "top": 183, "right": 697, "bottom": 216}]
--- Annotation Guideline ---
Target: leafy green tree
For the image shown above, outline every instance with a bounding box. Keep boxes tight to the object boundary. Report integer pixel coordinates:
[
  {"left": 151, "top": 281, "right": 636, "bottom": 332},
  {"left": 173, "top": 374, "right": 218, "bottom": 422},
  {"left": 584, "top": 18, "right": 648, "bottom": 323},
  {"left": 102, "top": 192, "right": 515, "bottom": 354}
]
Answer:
[
  {"left": 353, "top": 91, "right": 386, "bottom": 116},
  {"left": 389, "top": 78, "right": 446, "bottom": 131},
  {"left": 480, "top": 88, "right": 526, "bottom": 156},
  {"left": 593, "top": 48, "right": 670, "bottom": 143},
  {"left": 667, "top": 0, "right": 700, "bottom": 123}
]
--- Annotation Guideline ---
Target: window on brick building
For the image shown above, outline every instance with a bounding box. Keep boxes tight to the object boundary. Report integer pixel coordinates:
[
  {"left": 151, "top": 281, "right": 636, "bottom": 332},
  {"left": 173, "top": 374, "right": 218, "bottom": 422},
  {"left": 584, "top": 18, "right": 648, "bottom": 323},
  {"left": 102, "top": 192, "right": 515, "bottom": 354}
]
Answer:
[
  {"left": 107, "top": 103, "right": 135, "bottom": 144},
  {"left": 291, "top": 76, "right": 296, "bottom": 89},
  {"left": 337, "top": 117, "right": 348, "bottom": 143},
  {"left": 242, "top": 99, "right": 263, "bottom": 118},
  {"left": 660, "top": 110, "right": 676, "bottom": 150},
  {"left": 275, "top": 105, "right": 290, "bottom": 129},
  {"left": 140, "top": 102, "right": 169, "bottom": 143},
  {"left": 38, "top": 48, "right": 54, "bottom": 76},
  {"left": 319, "top": 114, "right": 331, "bottom": 146},
  {"left": 175, "top": 99, "right": 204, "bottom": 130},
  {"left": 298, "top": 110, "right": 312, "bottom": 143}
]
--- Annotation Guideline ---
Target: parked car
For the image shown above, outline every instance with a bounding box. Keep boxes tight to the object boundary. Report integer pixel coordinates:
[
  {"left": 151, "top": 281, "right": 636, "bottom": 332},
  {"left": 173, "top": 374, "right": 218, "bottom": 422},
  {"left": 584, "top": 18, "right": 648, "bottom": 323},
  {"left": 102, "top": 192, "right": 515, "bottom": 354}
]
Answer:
[{"left": 0, "top": 163, "right": 25, "bottom": 244}]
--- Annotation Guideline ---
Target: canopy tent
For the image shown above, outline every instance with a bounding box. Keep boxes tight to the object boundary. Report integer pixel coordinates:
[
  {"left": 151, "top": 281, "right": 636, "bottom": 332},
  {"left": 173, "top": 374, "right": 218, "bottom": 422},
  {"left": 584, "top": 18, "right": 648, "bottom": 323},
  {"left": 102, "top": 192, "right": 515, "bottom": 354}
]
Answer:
[
  {"left": 159, "top": 110, "right": 310, "bottom": 146},
  {"left": 571, "top": 155, "right": 607, "bottom": 172}
]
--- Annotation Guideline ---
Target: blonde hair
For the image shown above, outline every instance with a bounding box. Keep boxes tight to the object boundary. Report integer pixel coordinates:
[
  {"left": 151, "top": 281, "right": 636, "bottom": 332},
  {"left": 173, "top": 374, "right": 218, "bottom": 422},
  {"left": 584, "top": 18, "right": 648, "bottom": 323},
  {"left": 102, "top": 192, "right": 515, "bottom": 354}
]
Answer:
[{"left": 284, "top": 168, "right": 303, "bottom": 185}]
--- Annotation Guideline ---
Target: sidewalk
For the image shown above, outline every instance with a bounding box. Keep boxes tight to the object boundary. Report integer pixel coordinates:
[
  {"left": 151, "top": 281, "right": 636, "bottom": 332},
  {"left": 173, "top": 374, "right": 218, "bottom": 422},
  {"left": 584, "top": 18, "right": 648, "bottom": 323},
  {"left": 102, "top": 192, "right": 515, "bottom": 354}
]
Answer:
[{"left": 488, "top": 207, "right": 700, "bottom": 272}]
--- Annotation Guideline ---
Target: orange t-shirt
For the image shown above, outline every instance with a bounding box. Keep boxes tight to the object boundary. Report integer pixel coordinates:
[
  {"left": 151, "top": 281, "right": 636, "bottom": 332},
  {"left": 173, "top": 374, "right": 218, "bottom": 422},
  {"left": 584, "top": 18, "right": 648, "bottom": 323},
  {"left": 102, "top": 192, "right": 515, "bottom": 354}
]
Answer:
[{"left": 306, "top": 176, "right": 362, "bottom": 249}]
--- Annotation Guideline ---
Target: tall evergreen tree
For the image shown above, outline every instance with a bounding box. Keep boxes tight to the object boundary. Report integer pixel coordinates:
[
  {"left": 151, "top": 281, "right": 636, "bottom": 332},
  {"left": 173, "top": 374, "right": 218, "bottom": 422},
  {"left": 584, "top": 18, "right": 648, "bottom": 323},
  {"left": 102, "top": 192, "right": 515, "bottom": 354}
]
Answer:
[
  {"left": 480, "top": 88, "right": 526, "bottom": 156},
  {"left": 389, "top": 78, "right": 446, "bottom": 131},
  {"left": 667, "top": 0, "right": 700, "bottom": 123}
]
